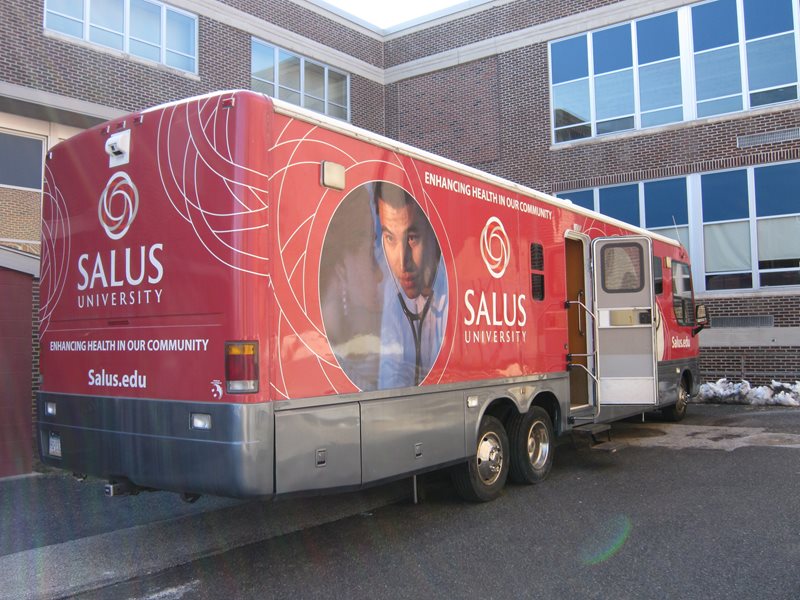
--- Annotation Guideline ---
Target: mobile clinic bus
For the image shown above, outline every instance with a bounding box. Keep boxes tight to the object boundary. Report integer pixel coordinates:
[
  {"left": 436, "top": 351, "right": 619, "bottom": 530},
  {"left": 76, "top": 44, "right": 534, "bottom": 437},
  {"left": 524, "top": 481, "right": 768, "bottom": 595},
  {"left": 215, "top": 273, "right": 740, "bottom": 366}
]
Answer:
[{"left": 38, "top": 90, "right": 707, "bottom": 502}]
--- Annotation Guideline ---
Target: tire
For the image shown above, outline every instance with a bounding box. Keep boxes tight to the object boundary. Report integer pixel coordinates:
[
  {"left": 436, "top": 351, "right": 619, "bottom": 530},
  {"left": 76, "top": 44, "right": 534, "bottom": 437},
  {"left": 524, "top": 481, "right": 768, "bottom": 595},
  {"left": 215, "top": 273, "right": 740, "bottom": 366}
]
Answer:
[
  {"left": 508, "top": 406, "right": 554, "bottom": 485},
  {"left": 452, "top": 415, "right": 509, "bottom": 502},
  {"left": 663, "top": 377, "right": 689, "bottom": 422}
]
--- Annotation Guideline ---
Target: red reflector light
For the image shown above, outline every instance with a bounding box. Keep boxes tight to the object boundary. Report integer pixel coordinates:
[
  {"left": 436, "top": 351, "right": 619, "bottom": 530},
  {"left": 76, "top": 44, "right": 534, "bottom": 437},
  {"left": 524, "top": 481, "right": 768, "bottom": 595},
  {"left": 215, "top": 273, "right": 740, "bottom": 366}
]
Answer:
[{"left": 225, "top": 342, "right": 258, "bottom": 393}]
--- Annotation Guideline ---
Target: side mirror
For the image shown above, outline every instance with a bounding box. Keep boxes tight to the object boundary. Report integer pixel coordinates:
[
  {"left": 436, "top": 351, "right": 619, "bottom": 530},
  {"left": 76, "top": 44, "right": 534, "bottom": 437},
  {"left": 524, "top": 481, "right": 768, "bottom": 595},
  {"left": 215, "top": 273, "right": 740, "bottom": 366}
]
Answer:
[{"left": 692, "top": 303, "right": 709, "bottom": 336}]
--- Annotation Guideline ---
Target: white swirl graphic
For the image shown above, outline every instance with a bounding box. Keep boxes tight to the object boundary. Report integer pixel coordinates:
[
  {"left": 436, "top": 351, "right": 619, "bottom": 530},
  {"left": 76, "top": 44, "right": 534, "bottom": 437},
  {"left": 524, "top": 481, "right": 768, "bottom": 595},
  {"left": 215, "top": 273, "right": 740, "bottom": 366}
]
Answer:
[
  {"left": 98, "top": 172, "right": 139, "bottom": 240},
  {"left": 480, "top": 216, "right": 510, "bottom": 279}
]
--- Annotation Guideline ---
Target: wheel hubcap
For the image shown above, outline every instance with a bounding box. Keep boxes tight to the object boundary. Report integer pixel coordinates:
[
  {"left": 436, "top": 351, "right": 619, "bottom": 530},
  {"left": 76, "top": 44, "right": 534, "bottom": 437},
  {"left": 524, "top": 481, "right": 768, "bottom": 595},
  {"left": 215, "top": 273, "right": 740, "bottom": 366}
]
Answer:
[
  {"left": 476, "top": 431, "right": 503, "bottom": 485},
  {"left": 527, "top": 420, "right": 550, "bottom": 469}
]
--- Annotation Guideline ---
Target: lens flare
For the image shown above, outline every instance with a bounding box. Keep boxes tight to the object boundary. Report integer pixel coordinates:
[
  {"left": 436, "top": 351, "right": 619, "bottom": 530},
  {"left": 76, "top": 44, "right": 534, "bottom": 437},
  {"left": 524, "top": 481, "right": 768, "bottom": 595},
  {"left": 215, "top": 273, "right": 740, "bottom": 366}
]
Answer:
[{"left": 579, "top": 514, "right": 633, "bottom": 565}]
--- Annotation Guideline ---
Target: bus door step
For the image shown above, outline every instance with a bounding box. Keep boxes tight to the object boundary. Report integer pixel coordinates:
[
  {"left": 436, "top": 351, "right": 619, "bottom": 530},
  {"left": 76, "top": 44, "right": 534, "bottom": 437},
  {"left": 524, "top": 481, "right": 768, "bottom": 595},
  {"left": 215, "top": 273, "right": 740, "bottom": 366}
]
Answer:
[{"left": 572, "top": 423, "right": 624, "bottom": 452}]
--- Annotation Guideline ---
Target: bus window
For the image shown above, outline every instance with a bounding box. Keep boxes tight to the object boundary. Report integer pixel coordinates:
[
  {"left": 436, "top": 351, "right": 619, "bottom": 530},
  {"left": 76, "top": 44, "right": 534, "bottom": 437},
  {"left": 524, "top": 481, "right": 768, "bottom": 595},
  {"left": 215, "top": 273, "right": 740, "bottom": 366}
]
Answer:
[{"left": 672, "top": 261, "right": 694, "bottom": 326}]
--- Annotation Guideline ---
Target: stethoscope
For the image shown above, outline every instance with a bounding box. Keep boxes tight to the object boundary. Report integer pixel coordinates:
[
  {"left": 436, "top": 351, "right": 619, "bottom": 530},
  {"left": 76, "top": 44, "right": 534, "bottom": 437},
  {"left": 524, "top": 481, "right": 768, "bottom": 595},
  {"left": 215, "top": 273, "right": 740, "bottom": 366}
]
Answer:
[{"left": 383, "top": 244, "right": 439, "bottom": 386}]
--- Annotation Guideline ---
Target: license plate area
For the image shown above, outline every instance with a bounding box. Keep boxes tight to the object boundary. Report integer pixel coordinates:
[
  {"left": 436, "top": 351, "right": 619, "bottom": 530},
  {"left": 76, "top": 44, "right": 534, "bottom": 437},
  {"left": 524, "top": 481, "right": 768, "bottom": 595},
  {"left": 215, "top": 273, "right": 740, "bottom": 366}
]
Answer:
[{"left": 48, "top": 432, "right": 62, "bottom": 458}]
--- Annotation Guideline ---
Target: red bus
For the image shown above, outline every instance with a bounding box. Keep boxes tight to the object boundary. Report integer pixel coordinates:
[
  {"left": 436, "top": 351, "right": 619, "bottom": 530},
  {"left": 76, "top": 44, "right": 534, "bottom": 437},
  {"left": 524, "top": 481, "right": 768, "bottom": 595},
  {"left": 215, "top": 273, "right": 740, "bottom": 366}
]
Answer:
[{"left": 38, "top": 90, "right": 707, "bottom": 502}]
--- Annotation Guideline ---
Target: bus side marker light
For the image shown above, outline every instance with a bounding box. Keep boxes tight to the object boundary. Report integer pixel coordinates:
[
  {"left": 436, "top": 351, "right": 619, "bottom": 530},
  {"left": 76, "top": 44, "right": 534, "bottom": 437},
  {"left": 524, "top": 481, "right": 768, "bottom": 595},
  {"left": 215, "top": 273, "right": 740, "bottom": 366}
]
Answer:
[{"left": 45, "top": 402, "right": 57, "bottom": 416}]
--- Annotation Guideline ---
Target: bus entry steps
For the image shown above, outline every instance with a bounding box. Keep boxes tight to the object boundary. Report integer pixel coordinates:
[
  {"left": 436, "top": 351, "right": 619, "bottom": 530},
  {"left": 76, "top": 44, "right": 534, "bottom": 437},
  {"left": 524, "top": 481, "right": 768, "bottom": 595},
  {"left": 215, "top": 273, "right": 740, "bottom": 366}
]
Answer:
[{"left": 571, "top": 423, "right": 625, "bottom": 453}]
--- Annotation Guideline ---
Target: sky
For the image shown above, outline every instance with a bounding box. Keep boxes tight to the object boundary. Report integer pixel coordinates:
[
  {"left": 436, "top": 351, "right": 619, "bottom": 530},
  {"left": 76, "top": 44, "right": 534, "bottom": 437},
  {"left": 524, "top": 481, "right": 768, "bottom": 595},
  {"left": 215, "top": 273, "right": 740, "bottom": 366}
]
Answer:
[{"left": 317, "top": 0, "right": 479, "bottom": 29}]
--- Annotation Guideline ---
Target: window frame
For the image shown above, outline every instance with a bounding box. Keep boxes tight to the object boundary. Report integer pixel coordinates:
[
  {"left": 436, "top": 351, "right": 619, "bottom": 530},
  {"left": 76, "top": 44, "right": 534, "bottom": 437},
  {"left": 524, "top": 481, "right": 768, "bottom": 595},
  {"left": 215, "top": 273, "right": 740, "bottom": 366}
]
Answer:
[
  {"left": 44, "top": 0, "right": 198, "bottom": 74},
  {"left": 251, "top": 38, "right": 351, "bottom": 121}
]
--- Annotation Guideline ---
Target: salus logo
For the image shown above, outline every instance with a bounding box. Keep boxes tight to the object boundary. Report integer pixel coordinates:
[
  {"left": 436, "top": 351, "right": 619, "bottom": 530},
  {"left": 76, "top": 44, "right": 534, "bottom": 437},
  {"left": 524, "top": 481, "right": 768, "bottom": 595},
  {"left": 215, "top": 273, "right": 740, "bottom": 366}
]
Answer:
[
  {"left": 99, "top": 171, "right": 139, "bottom": 240},
  {"left": 480, "top": 216, "right": 510, "bottom": 279}
]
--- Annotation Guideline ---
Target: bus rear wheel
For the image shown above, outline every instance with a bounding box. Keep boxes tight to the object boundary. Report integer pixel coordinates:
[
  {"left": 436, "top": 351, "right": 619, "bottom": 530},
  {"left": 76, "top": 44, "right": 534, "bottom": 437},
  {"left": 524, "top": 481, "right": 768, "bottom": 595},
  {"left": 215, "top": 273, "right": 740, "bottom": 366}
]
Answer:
[
  {"left": 452, "top": 415, "right": 509, "bottom": 502},
  {"left": 508, "top": 406, "right": 554, "bottom": 485}
]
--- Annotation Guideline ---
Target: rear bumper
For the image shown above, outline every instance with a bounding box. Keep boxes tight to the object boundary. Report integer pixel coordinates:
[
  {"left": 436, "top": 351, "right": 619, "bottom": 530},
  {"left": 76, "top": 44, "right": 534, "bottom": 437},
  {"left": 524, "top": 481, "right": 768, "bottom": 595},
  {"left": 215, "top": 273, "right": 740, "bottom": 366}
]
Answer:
[{"left": 37, "top": 392, "right": 274, "bottom": 499}]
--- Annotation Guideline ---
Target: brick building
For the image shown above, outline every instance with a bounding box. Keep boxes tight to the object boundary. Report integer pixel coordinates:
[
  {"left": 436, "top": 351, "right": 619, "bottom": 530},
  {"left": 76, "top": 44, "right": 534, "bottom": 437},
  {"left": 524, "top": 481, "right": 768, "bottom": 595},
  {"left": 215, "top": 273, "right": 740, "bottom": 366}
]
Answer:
[{"left": 1, "top": 0, "right": 798, "bottom": 468}]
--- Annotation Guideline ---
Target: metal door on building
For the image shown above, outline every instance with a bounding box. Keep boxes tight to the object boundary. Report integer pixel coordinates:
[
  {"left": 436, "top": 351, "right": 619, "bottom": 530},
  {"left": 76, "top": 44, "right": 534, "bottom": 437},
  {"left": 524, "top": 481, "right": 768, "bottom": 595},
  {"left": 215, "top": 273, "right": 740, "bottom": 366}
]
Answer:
[{"left": 592, "top": 237, "right": 657, "bottom": 406}]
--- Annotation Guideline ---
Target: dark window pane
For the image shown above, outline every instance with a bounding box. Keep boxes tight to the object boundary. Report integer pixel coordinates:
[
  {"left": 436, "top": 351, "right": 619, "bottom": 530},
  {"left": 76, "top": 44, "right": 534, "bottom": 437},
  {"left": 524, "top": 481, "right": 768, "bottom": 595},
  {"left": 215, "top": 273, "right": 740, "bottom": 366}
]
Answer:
[
  {"left": 558, "top": 189, "right": 594, "bottom": 210},
  {"left": 701, "top": 170, "right": 749, "bottom": 222},
  {"left": 692, "top": 0, "right": 739, "bottom": 52},
  {"left": 599, "top": 184, "right": 639, "bottom": 225},
  {"left": 751, "top": 85, "right": 797, "bottom": 106},
  {"left": 644, "top": 178, "right": 688, "bottom": 227},
  {"left": 593, "top": 24, "right": 632, "bottom": 74},
  {"left": 0, "top": 133, "right": 43, "bottom": 189},
  {"left": 760, "top": 270, "right": 800, "bottom": 286},
  {"left": 759, "top": 258, "right": 800, "bottom": 269},
  {"left": 555, "top": 124, "right": 591, "bottom": 142},
  {"left": 551, "top": 35, "right": 588, "bottom": 84},
  {"left": 754, "top": 162, "right": 800, "bottom": 217},
  {"left": 596, "top": 116, "right": 635, "bottom": 135},
  {"left": 744, "top": 0, "right": 794, "bottom": 39},
  {"left": 637, "top": 12, "right": 680, "bottom": 64},
  {"left": 705, "top": 272, "right": 753, "bottom": 290}
]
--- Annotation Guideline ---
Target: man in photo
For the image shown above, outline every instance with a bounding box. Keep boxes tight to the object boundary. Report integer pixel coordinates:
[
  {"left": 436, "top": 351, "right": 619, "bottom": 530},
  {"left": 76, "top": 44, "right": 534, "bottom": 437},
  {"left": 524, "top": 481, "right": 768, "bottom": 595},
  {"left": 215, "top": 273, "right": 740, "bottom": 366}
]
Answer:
[{"left": 373, "top": 182, "right": 448, "bottom": 388}]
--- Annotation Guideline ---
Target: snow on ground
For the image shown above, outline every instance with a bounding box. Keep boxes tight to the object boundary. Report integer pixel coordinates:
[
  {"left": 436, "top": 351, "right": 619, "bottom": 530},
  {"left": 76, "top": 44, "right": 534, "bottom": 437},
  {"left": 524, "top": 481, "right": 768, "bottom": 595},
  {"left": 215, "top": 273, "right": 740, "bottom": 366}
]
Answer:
[{"left": 695, "top": 379, "right": 800, "bottom": 407}]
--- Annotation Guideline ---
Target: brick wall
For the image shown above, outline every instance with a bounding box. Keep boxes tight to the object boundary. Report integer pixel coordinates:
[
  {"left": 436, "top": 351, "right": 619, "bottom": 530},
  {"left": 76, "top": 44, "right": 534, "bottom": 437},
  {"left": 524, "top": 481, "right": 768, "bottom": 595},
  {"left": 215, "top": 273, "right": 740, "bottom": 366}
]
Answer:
[
  {"left": 697, "top": 293, "right": 800, "bottom": 385},
  {"left": 385, "top": 0, "right": 622, "bottom": 68},
  {"left": 0, "top": 188, "right": 41, "bottom": 254},
  {"left": 700, "top": 347, "right": 800, "bottom": 387},
  {"left": 395, "top": 57, "right": 501, "bottom": 166}
]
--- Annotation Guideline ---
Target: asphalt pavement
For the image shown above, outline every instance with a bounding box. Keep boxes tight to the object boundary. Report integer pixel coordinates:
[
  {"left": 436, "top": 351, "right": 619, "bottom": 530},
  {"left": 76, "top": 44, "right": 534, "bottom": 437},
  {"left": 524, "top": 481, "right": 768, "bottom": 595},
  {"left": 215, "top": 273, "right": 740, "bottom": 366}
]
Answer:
[{"left": 2, "top": 403, "right": 798, "bottom": 600}]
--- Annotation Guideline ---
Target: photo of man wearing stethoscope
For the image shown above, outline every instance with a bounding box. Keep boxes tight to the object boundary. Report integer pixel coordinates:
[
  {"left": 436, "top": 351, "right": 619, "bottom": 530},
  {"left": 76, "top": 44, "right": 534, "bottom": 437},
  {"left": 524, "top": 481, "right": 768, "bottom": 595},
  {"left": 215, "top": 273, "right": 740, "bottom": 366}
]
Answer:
[{"left": 319, "top": 181, "right": 448, "bottom": 391}]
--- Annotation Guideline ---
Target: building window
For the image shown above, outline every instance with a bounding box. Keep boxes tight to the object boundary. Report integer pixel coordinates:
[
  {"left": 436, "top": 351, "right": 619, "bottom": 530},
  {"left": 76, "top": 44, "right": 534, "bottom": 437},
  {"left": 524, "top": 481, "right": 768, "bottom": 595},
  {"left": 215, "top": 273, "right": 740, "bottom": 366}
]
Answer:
[
  {"left": 557, "top": 189, "right": 594, "bottom": 211},
  {"left": 701, "top": 169, "right": 752, "bottom": 290},
  {"left": 559, "top": 160, "right": 800, "bottom": 292},
  {"left": 754, "top": 162, "right": 800, "bottom": 286},
  {"left": 644, "top": 177, "right": 689, "bottom": 251},
  {"left": 44, "top": 0, "right": 197, "bottom": 73},
  {"left": 0, "top": 132, "right": 43, "bottom": 190},
  {"left": 549, "top": 0, "right": 799, "bottom": 142},
  {"left": 599, "top": 184, "right": 639, "bottom": 226},
  {"left": 251, "top": 39, "right": 350, "bottom": 121}
]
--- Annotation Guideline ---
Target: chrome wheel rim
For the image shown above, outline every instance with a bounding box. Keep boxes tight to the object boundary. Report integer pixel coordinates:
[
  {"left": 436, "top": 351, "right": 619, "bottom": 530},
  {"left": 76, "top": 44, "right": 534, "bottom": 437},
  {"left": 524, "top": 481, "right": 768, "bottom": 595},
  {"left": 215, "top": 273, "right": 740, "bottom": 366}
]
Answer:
[
  {"left": 476, "top": 431, "right": 504, "bottom": 485},
  {"left": 528, "top": 420, "right": 550, "bottom": 470},
  {"left": 677, "top": 384, "right": 688, "bottom": 415}
]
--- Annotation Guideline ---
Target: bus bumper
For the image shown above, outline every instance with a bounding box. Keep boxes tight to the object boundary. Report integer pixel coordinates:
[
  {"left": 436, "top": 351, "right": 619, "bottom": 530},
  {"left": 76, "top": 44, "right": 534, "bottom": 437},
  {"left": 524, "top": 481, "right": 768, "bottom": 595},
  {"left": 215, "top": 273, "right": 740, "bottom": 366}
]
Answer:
[{"left": 36, "top": 392, "right": 275, "bottom": 499}]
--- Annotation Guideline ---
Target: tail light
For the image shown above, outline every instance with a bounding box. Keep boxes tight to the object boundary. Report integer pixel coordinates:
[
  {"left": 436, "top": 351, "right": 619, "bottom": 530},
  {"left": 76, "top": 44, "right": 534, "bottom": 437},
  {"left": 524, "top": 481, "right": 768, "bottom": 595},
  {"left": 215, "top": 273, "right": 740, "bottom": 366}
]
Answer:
[{"left": 225, "top": 341, "right": 258, "bottom": 393}]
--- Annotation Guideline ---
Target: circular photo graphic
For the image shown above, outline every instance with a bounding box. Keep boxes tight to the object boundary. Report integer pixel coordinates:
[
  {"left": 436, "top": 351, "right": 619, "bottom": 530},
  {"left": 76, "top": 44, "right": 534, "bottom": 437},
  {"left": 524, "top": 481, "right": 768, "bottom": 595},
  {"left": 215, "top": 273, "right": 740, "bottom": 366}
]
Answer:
[{"left": 320, "top": 182, "right": 448, "bottom": 391}]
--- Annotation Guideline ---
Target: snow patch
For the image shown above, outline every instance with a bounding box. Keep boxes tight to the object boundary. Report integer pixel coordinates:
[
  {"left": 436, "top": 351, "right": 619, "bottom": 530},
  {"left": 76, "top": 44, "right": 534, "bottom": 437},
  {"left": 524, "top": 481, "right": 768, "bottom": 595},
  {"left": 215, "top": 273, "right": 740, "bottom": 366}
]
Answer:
[{"left": 695, "top": 378, "right": 800, "bottom": 407}]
